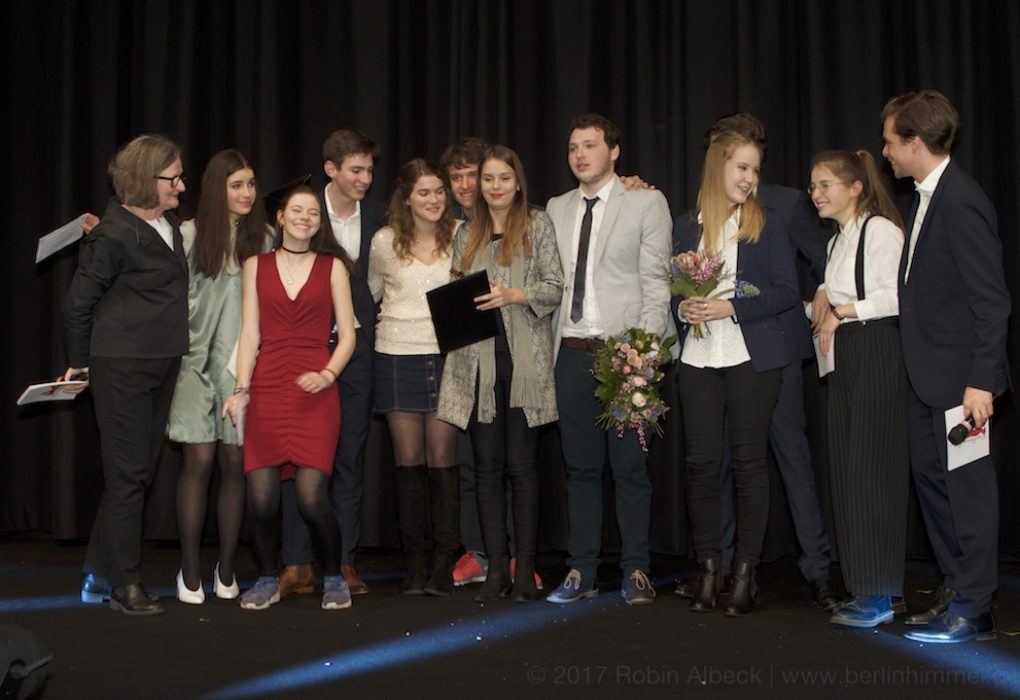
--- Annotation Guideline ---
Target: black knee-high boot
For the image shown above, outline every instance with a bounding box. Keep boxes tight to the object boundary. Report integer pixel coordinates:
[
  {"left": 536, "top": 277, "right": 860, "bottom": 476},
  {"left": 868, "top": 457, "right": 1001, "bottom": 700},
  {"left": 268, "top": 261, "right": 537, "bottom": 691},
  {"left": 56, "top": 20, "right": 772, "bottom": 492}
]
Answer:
[
  {"left": 424, "top": 466, "right": 460, "bottom": 596},
  {"left": 395, "top": 465, "right": 428, "bottom": 595}
]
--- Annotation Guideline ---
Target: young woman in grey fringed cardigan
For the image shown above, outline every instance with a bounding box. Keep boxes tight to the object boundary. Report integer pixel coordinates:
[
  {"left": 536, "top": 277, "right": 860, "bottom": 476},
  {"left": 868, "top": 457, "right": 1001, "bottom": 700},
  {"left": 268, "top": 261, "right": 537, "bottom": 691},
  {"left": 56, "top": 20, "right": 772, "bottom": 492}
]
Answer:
[{"left": 438, "top": 145, "right": 563, "bottom": 603}]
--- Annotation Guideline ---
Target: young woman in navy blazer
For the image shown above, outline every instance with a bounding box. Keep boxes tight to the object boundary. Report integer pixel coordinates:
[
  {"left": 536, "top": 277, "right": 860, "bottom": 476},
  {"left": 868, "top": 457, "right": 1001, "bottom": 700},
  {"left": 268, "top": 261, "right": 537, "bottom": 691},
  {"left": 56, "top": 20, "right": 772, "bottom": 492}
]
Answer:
[{"left": 672, "top": 131, "right": 799, "bottom": 616}]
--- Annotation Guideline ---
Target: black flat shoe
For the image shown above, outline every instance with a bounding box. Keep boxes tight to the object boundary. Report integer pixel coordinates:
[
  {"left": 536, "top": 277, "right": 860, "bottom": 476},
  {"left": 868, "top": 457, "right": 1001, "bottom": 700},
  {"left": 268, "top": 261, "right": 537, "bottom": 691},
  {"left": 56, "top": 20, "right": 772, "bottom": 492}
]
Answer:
[
  {"left": 903, "top": 610, "right": 995, "bottom": 643},
  {"left": 109, "top": 584, "right": 164, "bottom": 616},
  {"left": 809, "top": 577, "right": 842, "bottom": 612},
  {"left": 904, "top": 584, "right": 955, "bottom": 625}
]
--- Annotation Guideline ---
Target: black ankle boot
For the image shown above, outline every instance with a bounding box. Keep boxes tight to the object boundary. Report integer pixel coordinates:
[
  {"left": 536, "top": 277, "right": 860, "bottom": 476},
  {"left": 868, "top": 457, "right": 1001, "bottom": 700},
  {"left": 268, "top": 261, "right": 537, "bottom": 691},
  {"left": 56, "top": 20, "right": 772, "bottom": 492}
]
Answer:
[
  {"left": 425, "top": 466, "right": 460, "bottom": 596},
  {"left": 511, "top": 556, "right": 538, "bottom": 603},
  {"left": 395, "top": 465, "right": 428, "bottom": 595},
  {"left": 721, "top": 560, "right": 757, "bottom": 616},
  {"left": 689, "top": 557, "right": 722, "bottom": 613},
  {"left": 475, "top": 555, "right": 510, "bottom": 602}
]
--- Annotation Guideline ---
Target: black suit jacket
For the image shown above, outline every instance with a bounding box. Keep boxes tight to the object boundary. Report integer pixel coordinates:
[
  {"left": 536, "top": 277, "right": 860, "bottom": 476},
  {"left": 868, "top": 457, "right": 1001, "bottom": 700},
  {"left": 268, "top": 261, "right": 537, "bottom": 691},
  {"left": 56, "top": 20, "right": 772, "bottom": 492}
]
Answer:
[
  {"left": 320, "top": 198, "right": 386, "bottom": 344},
  {"left": 63, "top": 198, "right": 189, "bottom": 366},
  {"left": 898, "top": 159, "right": 1010, "bottom": 407},
  {"left": 672, "top": 207, "right": 801, "bottom": 372}
]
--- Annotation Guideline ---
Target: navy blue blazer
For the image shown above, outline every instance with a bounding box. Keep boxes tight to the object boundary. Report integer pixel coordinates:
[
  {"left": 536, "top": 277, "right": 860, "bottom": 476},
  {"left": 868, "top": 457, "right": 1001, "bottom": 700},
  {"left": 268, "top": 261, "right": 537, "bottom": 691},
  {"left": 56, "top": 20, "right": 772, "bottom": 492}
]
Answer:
[
  {"left": 321, "top": 198, "right": 386, "bottom": 345},
  {"left": 671, "top": 207, "right": 801, "bottom": 372},
  {"left": 898, "top": 160, "right": 1010, "bottom": 407}
]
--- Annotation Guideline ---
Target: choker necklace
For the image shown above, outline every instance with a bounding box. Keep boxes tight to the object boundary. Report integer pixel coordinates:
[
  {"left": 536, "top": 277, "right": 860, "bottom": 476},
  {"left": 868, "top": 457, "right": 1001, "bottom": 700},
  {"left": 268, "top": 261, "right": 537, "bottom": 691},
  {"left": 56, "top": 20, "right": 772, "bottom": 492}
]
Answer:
[{"left": 281, "top": 245, "right": 311, "bottom": 254}]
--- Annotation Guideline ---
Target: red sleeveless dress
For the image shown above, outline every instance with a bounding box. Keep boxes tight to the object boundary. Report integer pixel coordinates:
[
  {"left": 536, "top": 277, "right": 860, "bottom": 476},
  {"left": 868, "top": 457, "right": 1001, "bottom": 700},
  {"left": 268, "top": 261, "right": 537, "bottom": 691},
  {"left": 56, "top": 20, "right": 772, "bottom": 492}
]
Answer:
[{"left": 243, "top": 252, "right": 340, "bottom": 479}]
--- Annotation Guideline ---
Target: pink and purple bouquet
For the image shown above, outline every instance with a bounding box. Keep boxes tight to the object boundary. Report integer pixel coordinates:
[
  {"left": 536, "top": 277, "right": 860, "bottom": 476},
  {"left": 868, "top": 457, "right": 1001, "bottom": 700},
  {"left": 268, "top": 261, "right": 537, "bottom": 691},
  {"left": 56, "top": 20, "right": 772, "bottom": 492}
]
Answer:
[
  {"left": 593, "top": 327, "right": 674, "bottom": 453},
  {"left": 668, "top": 250, "right": 760, "bottom": 339}
]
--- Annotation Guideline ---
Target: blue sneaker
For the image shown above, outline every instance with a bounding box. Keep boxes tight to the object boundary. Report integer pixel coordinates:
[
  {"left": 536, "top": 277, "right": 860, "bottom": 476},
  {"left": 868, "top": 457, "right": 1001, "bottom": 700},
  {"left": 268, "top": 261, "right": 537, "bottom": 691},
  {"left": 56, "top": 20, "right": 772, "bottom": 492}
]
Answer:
[
  {"left": 322, "top": 575, "right": 352, "bottom": 610},
  {"left": 830, "top": 595, "right": 893, "bottom": 628},
  {"left": 545, "top": 569, "right": 598, "bottom": 604},
  {"left": 240, "top": 576, "right": 281, "bottom": 610},
  {"left": 621, "top": 570, "right": 656, "bottom": 605}
]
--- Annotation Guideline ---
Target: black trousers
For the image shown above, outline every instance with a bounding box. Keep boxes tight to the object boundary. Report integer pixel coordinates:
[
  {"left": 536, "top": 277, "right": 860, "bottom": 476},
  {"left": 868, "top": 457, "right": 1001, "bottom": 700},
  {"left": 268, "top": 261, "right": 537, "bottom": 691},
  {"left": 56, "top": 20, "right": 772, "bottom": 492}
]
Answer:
[
  {"left": 468, "top": 377, "right": 539, "bottom": 560},
  {"left": 827, "top": 322, "right": 909, "bottom": 596},
  {"left": 84, "top": 355, "right": 181, "bottom": 586},
  {"left": 678, "top": 360, "right": 780, "bottom": 566},
  {"left": 907, "top": 386, "right": 999, "bottom": 618}
]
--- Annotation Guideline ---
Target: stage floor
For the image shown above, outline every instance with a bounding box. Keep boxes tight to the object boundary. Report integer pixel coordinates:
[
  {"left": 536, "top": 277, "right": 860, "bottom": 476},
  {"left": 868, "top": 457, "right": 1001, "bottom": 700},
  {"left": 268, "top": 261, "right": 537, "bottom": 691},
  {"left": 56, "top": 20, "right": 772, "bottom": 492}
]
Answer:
[{"left": 2, "top": 537, "right": 1019, "bottom": 699}]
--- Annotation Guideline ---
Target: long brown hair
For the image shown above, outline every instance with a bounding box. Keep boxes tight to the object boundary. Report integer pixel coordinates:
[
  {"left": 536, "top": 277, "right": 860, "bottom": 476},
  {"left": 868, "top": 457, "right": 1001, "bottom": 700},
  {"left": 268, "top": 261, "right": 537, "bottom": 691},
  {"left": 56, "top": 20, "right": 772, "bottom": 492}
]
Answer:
[
  {"left": 193, "top": 149, "right": 269, "bottom": 278},
  {"left": 459, "top": 145, "right": 532, "bottom": 270},
  {"left": 385, "top": 158, "right": 455, "bottom": 262},
  {"left": 696, "top": 131, "right": 765, "bottom": 254},
  {"left": 811, "top": 150, "right": 903, "bottom": 230},
  {"left": 273, "top": 185, "right": 355, "bottom": 273}
]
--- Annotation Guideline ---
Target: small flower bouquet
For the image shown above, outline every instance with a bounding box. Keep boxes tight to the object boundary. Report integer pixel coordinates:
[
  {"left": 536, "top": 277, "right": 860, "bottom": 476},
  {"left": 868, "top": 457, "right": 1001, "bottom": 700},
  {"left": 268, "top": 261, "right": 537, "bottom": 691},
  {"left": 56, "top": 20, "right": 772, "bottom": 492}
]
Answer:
[
  {"left": 592, "top": 327, "right": 674, "bottom": 453},
  {"left": 668, "top": 251, "right": 760, "bottom": 339}
]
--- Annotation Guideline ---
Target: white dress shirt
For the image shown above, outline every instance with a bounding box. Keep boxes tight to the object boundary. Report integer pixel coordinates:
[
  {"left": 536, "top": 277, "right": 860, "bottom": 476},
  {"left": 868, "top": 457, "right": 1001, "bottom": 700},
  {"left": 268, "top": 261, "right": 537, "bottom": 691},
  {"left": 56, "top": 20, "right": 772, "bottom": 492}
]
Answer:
[
  {"left": 325, "top": 184, "right": 363, "bottom": 328},
  {"left": 904, "top": 156, "right": 950, "bottom": 281},
  {"left": 824, "top": 214, "right": 903, "bottom": 321},
  {"left": 561, "top": 178, "right": 614, "bottom": 339},
  {"left": 680, "top": 211, "right": 751, "bottom": 369}
]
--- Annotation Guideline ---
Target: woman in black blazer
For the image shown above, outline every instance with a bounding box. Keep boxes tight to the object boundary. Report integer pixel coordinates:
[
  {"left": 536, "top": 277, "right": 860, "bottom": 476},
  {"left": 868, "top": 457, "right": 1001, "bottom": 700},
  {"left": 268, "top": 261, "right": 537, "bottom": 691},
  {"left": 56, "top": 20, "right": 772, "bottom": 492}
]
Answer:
[
  {"left": 63, "top": 134, "right": 190, "bottom": 616},
  {"left": 672, "top": 131, "right": 799, "bottom": 615}
]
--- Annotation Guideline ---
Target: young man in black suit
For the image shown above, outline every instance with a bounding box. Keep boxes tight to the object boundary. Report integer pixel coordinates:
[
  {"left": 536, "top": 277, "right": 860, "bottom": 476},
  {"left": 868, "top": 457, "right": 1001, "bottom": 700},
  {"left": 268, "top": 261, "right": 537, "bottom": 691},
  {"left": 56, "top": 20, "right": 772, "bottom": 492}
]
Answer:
[{"left": 881, "top": 90, "right": 1010, "bottom": 643}]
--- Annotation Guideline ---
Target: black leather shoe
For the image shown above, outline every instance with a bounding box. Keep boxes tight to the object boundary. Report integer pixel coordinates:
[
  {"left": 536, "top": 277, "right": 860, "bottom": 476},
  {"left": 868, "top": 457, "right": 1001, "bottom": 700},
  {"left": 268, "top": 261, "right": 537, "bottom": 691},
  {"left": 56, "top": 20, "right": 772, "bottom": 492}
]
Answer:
[
  {"left": 674, "top": 574, "right": 697, "bottom": 598},
  {"left": 904, "top": 585, "right": 955, "bottom": 626},
  {"left": 809, "top": 577, "right": 842, "bottom": 612},
  {"left": 903, "top": 610, "right": 996, "bottom": 643},
  {"left": 109, "top": 584, "right": 165, "bottom": 616},
  {"left": 689, "top": 558, "right": 722, "bottom": 613}
]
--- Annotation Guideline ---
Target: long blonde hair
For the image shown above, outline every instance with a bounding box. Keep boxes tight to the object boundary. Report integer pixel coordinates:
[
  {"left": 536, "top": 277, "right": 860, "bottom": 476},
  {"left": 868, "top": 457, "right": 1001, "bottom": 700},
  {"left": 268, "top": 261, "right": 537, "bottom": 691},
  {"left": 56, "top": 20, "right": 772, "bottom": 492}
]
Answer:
[{"left": 696, "top": 132, "right": 765, "bottom": 254}]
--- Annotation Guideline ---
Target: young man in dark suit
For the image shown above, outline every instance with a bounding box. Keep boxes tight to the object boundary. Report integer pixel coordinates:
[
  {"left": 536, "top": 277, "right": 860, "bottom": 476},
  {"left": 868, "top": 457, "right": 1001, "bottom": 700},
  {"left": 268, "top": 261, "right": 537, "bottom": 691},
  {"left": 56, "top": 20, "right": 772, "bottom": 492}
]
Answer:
[
  {"left": 278, "top": 129, "right": 385, "bottom": 597},
  {"left": 881, "top": 90, "right": 1010, "bottom": 643}
]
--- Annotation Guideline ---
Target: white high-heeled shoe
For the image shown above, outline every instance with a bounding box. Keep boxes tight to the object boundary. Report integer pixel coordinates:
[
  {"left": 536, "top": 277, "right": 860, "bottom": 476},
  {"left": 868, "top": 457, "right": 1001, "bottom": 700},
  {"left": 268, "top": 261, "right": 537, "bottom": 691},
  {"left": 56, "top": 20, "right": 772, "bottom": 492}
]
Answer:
[
  {"left": 176, "top": 570, "right": 205, "bottom": 604},
  {"left": 213, "top": 563, "right": 240, "bottom": 600}
]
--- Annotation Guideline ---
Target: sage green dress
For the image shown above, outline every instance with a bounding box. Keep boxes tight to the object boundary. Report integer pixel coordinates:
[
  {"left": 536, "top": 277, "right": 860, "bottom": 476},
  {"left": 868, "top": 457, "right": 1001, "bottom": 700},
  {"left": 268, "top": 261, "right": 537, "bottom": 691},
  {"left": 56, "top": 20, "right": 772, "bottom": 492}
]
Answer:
[{"left": 167, "top": 221, "right": 272, "bottom": 444}]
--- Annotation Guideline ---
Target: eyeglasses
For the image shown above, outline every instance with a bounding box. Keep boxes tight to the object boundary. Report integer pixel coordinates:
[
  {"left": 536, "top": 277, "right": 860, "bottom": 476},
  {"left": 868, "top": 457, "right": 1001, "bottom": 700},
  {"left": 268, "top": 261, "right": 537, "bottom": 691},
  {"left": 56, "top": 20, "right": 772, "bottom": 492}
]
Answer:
[
  {"left": 155, "top": 173, "right": 186, "bottom": 188},
  {"left": 807, "top": 180, "right": 846, "bottom": 196}
]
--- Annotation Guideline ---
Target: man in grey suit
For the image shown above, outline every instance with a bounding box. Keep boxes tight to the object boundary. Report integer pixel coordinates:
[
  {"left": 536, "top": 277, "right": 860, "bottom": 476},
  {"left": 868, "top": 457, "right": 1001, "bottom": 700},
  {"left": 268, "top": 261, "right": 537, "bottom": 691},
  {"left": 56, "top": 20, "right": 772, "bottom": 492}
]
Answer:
[{"left": 545, "top": 113, "right": 672, "bottom": 606}]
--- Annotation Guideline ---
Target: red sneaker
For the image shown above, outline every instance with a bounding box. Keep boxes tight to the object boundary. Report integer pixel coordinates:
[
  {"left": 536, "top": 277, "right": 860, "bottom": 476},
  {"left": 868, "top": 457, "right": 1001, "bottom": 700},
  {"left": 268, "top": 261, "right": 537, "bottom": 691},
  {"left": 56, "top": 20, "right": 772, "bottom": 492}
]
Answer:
[{"left": 453, "top": 551, "right": 488, "bottom": 586}]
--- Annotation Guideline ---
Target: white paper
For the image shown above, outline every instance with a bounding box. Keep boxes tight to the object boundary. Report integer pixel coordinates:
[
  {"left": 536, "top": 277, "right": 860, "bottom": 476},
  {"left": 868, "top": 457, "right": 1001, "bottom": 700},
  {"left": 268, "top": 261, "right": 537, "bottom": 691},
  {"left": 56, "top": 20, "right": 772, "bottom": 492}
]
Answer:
[
  {"left": 945, "top": 405, "right": 990, "bottom": 471},
  {"left": 813, "top": 334, "right": 834, "bottom": 378},
  {"left": 36, "top": 216, "right": 87, "bottom": 263},
  {"left": 17, "top": 381, "right": 88, "bottom": 405}
]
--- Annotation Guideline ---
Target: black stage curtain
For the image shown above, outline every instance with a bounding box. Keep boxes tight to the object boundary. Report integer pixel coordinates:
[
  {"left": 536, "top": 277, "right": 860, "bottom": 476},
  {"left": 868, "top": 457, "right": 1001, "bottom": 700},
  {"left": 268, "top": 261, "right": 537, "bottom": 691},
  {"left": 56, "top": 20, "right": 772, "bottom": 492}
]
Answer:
[{"left": 4, "top": 1, "right": 1018, "bottom": 561}]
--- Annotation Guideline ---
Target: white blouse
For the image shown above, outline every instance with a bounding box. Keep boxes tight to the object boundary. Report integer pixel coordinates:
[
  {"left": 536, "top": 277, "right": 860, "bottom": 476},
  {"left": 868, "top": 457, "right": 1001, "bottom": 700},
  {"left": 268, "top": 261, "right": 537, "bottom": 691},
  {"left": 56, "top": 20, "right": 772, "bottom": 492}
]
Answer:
[
  {"left": 822, "top": 214, "right": 903, "bottom": 322},
  {"left": 681, "top": 212, "right": 752, "bottom": 369},
  {"left": 368, "top": 226, "right": 452, "bottom": 356}
]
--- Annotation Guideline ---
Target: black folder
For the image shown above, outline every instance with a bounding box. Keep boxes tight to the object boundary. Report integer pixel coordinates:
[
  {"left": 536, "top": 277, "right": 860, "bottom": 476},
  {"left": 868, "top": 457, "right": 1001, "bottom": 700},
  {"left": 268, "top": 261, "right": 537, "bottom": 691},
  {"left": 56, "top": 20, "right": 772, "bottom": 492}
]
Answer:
[{"left": 426, "top": 270, "right": 499, "bottom": 353}]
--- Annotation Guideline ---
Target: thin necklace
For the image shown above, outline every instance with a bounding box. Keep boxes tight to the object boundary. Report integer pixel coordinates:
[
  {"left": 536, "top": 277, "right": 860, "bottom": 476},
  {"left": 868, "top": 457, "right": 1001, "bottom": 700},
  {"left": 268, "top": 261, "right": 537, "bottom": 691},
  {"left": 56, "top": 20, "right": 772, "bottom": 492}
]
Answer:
[{"left": 278, "top": 249, "right": 311, "bottom": 285}]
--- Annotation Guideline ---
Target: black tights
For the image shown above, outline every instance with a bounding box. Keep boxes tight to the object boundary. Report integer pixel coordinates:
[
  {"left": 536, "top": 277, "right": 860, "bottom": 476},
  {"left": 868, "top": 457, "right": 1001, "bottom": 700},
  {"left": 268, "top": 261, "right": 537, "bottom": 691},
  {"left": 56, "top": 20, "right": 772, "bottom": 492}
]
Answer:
[
  {"left": 176, "top": 442, "right": 245, "bottom": 588},
  {"left": 385, "top": 411, "right": 458, "bottom": 468},
  {"left": 247, "top": 467, "right": 341, "bottom": 577}
]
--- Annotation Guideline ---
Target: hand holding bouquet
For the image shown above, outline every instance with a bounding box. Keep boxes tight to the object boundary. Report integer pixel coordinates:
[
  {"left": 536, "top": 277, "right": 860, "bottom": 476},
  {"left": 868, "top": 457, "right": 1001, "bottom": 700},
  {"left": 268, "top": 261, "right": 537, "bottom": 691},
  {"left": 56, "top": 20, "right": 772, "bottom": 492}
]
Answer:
[
  {"left": 668, "top": 251, "right": 760, "bottom": 338},
  {"left": 592, "top": 327, "right": 674, "bottom": 453}
]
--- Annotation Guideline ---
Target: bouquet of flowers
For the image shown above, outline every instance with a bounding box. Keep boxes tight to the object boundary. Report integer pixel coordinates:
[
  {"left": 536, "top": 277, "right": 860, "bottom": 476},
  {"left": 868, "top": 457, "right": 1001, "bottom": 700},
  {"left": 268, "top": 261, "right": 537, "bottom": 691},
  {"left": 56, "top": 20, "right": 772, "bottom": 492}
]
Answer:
[
  {"left": 668, "top": 250, "right": 760, "bottom": 339},
  {"left": 592, "top": 327, "right": 674, "bottom": 453}
]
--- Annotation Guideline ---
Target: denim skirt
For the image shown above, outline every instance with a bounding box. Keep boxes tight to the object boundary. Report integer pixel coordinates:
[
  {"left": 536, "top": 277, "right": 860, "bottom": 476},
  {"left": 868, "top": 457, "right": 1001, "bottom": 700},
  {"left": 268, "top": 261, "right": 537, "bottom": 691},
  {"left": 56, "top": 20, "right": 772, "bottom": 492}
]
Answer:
[{"left": 373, "top": 352, "right": 445, "bottom": 413}]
